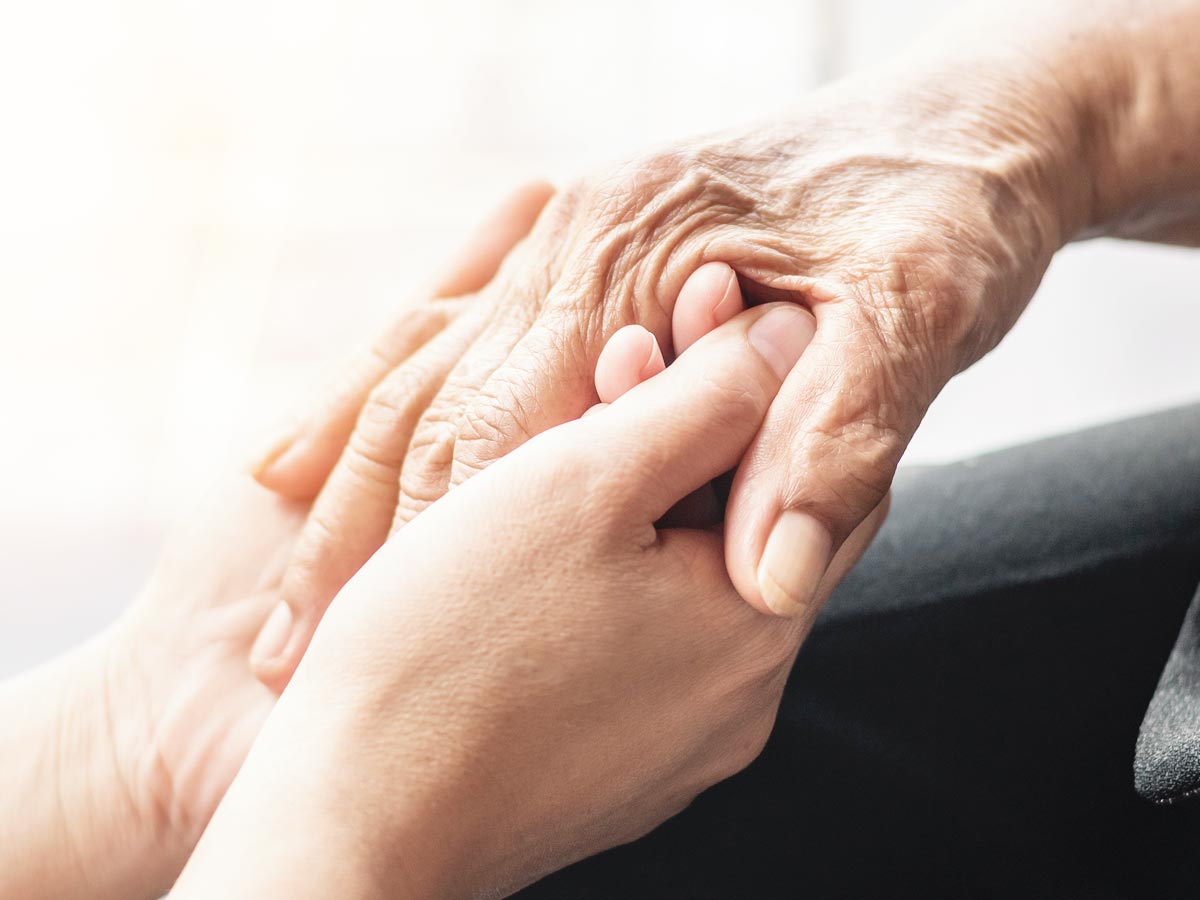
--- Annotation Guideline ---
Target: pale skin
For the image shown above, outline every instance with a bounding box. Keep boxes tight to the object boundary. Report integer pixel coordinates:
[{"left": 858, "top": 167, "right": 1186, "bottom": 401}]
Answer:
[
  {"left": 4, "top": 1, "right": 1200, "bottom": 896},
  {"left": 0, "top": 249, "right": 786, "bottom": 898},
  {"left": 0, "top": 188, "right": 554, "bottom": 900},
  {"left": 248, "top": 0, "right": 1200, "bottom": 697},
  {"left": 173, "top": 299, "right": 893, "bottom": 899}
]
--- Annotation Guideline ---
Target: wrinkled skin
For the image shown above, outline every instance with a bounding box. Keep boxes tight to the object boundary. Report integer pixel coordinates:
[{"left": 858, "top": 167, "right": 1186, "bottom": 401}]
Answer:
[
  {"left": 125, "top": 183, "right": 557, "bottom": 852},
  {"left": 84, "top": 241, "right": 770, "bottom": 900},
  {"left": 19, "top": 186, "right": 557, "bottom": 900},
  {"left": 252, "top": 62, "right": 1082, "bottom": 688},
  {"left": 176, "top": 301, "right": 889, "bottom": 900}
]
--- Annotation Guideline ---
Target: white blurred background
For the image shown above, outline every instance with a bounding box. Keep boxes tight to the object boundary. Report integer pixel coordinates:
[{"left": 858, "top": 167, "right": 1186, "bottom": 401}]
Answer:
[{"left": 2, "top": 0, "right": 1198, "bottom": 676}]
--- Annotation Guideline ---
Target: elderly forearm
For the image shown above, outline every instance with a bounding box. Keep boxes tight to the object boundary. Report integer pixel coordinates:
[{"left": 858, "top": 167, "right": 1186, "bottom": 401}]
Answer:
[
  {"left": 1089, "top": 0, "right": 1200, "bottom": 244},
  {"left": 904, "top": 0, "right": 1200, "bottom": 245}
]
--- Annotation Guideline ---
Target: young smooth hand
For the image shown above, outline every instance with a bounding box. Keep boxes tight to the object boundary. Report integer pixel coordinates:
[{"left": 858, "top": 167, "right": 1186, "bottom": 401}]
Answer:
[
  {"left": 0, "top": 183, "right": 552, "bottom": 900},
  {"left": 176, "top": 297, "right": 893, "bottom": 899}
]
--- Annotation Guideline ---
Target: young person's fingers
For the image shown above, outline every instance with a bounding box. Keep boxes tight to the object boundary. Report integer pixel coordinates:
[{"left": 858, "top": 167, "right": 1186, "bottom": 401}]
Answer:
[
  {"left": 593, "top": 261, "right": 748, "bottom": 529},
  {"left": 663, "top": 261, "right": 745, "bottom": 527},
  {"left": 587, "top": 302, "right": 815, "bottom": 524},
  {"left": 594, "top": 325, "right": 665, "bottom": 404},
  {"left": 591, "top": 323, "right": 718, "bottom": 527},
  {"left": 671, "top": 261, "right": 744, "bottom": 357},
  {"left": 250, "top": 181, "right": 555, "bottom": 501}
]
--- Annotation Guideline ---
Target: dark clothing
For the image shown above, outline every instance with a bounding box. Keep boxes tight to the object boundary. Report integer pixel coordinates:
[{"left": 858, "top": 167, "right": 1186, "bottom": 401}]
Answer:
[{"left": 518, "top": 402, "right": 1200, "bottom": 899}]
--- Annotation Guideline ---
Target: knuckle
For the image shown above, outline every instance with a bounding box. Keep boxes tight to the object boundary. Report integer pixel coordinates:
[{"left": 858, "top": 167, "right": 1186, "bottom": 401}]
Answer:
[
  {"left": 339, "top": 443, "right": 401, "bottom": 494},
  {"left": 455, "top": 384, "right": 534, "bottom": 462},
  {"left": 397, "top": 416, "right": 458, "bottom": 512},
  {"left": 777, "top": 339, "right": 909, "bottom": 526},
  {"left": 692, "top": 367, "right": 768, "bottom": 434},
  {"left": 555, "top": 148, "right": 732, "bottom": 336}
]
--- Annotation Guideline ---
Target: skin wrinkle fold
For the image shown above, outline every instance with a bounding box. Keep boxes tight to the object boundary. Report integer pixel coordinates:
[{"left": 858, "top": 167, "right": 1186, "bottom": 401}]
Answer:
[
  {"left": 346, "top": 316, "right": 484, "bottom": 477},
  {"left": 395, "top": 311, "right": 533, "bottom": 513},
  {"left": 243, "top": 0, "right": 1200, "bottom": 691},
  {"left": 22, "top": 5, "right": 1200, "bottom": 898}
]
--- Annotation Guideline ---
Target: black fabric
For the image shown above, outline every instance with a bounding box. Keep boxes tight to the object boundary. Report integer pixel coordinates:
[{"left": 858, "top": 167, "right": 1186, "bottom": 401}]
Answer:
[
  {"left": 1137, "top": 586, "right": 1200, "bottom": 804},
  {"left": 515, "top": 402, "right": 1200, "bottom": 899}
]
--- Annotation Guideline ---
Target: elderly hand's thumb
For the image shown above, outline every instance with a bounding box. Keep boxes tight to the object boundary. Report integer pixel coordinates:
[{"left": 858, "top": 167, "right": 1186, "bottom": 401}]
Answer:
[{"left": 724, "top": 323, "right": 929, "bottom": 621}]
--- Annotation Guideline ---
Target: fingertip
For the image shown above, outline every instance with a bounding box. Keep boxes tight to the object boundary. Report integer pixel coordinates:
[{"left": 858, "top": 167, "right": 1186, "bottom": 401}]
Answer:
[
  {"left": 431, "top": 179, "right": 557, "bottom": 298},
  {"left": 818, "top": 491, "right": 892, "bottom": 593},
  {"left": 672, "top": 262, "right": 743, "bottom": 356},
  {"left": 731, "top": 491, "right": 890, "bottom": 623},
  {"left": 513, "top": 178, "right": 558, "bottom": 213},
  {"left": 641, "top": 333, "right": 666, "bottom": 381},
  {"left": 250, "top": 432, "right": 328, "bottom": 500},
  {"left": 595, "top": 325, "right": 663, "bottom": 404},
  {"left": 248, "top": 426, "right": 296, "bottom": 482},
  {"left": 249, "top": 601, "right": 298, "bottom": 693}
]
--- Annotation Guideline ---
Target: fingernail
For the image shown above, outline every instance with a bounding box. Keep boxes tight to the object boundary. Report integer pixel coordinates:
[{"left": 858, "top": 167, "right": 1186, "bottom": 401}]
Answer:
[
  {"left": 757, "top": 511, "right": 834, "bottom": 618},
  {"left": 638, "top": 332, "right": 666, "bottom": 380},
  {"left": 747, "top": 306, "right": 814, "bottom": 380},
  {"left": 251, "top": 601, "right": 294, "bottom": 666},
  {"left": 711, "top": 266, "right": 741, "bottom": 323}
]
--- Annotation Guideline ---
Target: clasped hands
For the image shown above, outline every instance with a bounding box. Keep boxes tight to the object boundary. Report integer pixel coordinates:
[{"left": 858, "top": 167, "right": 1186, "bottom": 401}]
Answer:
[
  {"left": 9, "top": 7, "right": 1200, "bottom": 891},
  {"left": 44, "top": 61, "right": 1084, "bottom": 895},
  {"left": 173, "top": 82, "right": 1068, "bottom": 884},
  {"left": 166, "top": 182, "right": 891, "bottom": 898},
  {"left": 249, "top": 181, "right": 896, "bottom": 688}
]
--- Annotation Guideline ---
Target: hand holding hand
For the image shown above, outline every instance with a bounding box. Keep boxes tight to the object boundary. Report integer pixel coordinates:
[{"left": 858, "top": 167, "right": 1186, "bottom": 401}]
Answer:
[
  {"left": 250, "top": 49, "right": 1087, "bottom": 690},
  {"left": 176, "top": 296, "right": 890, "bottom": 899}
]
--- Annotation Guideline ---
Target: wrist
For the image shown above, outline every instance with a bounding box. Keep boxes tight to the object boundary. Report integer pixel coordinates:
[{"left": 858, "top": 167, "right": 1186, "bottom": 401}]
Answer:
[
  {"left": 59, "top": 627, "right": 183, "bottom": 897},
  {"left": 285, "top": 688, "right": 469, "bottom": 900},
  {"left": 861, "top": 39, "right": 1101, "bottom": 256},
  {"left": 1073, "top": 7, "right": 1200, "bottom": 242},
  {"left": 170, "top": 690, "right": 459, "bottom": 900},
  {"left": 0, "top": 625, "right": 178, "bottom": 900},
  {"left": 896, "top": 0, "right": 1200, "bottom": 244}
]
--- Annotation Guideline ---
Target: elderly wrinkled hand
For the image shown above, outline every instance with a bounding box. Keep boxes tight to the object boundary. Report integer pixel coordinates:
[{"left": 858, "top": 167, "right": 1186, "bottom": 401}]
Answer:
[
  {"left": 177, "top": 298, "right": 852, "bottom": 899},
  {"left": 252, "top": 96, "right": 1065, "bottom": 690},
  {"left": 250, "top": 1, "right": 1200, "bottom": 692}
]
